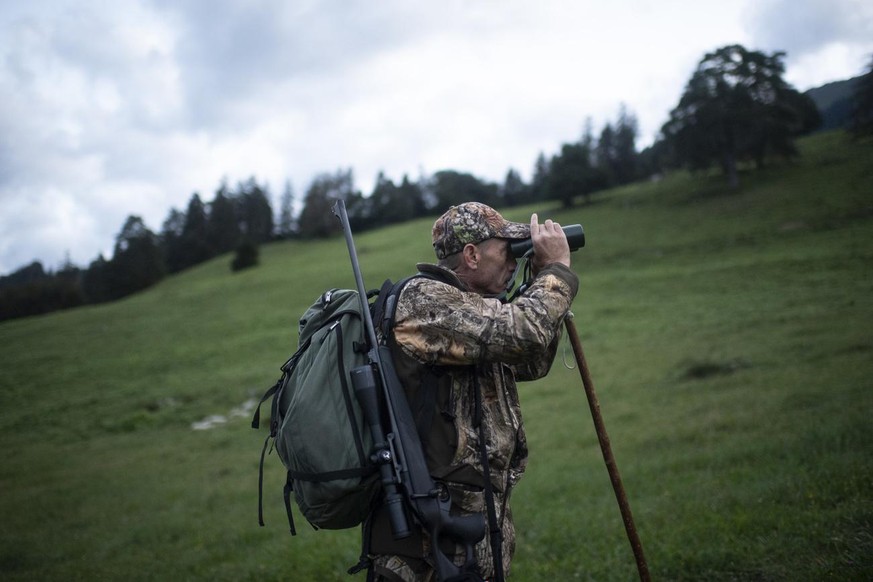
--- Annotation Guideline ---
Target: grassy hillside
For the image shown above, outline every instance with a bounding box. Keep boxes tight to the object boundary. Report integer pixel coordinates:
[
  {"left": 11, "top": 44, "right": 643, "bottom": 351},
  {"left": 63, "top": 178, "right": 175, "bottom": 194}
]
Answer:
[{"left": 1, "top": 131, "right": 871, "bottom": 581}]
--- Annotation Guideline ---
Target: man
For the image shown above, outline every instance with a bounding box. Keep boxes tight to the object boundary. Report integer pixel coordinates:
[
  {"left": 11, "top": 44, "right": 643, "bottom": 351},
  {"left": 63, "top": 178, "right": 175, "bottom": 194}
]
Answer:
[{"left": 370, "top": 202, "right": 579, "bottom": 581}]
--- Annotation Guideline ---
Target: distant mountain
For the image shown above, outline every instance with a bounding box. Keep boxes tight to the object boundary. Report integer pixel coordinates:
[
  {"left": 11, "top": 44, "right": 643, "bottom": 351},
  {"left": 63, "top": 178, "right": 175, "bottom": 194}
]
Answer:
[{"left": 805, "top": 76, "right": 861, "bottom": 131}]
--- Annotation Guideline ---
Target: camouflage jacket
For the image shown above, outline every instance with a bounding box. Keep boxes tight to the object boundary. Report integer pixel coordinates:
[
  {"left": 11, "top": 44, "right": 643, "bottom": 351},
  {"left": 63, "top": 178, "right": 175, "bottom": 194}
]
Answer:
[{"left": 371, "top": 261, "right": 579, "bottom": 580}]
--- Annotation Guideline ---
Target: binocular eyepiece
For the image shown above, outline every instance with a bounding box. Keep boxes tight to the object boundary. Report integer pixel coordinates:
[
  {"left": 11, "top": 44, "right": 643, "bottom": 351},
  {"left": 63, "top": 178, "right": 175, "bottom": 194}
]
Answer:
[{"left": 509, "top": 224, "right": 585, "bottom": 258}]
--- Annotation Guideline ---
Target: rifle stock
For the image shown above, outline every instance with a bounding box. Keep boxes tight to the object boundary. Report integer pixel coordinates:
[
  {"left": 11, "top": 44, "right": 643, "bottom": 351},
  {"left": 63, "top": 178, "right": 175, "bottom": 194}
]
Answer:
[{"left": 333, "top": 200, "right": 485, "bottom": 581}]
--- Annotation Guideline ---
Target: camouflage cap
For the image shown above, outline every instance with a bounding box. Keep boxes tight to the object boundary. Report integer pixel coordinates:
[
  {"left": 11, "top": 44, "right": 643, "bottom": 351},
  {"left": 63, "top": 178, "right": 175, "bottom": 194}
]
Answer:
[{"left": 432, "top": 202, "right": 530, "bottom": 259}]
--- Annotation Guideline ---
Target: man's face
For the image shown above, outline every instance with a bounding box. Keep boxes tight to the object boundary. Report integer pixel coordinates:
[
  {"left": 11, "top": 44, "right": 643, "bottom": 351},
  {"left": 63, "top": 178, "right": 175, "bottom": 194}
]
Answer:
[{"left": 469, "top": 238, "right": 518, "bottom": 296}]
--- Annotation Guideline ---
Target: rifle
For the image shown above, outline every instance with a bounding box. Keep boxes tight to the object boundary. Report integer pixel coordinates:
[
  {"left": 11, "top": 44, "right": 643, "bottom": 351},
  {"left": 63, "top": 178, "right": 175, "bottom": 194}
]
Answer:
[{"left": 333, "top": 200, "right": 487, "bottom": 582}]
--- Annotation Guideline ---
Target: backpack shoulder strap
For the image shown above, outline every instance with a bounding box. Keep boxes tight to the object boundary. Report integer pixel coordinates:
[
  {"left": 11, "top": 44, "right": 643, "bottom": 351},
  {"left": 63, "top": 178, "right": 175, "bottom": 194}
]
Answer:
[
  {"left": 373, "top": 272, "right": 437, "bottom": 338},
  {"left": 371, "top": 272, "right": 448, "bottom": 458}
]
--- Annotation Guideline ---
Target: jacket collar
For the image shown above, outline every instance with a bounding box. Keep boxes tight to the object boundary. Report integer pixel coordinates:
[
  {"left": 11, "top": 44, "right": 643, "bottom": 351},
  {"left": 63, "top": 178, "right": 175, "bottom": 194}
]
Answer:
[{"left": 414, "top": 263, "right": 468, "bottom": 291}]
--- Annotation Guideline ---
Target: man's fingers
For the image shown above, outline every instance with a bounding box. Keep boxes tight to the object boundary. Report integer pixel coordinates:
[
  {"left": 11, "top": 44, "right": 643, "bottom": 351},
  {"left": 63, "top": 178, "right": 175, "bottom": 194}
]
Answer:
[
  {"left": 532, "top": 214, "right": 566, "bottom": 235},
  {"left": 542, "top": 219, "right": 562, "bottom": 233}
]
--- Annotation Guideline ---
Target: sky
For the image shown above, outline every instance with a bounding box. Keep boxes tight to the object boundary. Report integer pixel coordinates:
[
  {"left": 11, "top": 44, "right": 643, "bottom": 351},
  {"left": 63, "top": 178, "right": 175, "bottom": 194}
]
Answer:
[{"left": 1, "top": 0, "right": 872, "bottom": 276}]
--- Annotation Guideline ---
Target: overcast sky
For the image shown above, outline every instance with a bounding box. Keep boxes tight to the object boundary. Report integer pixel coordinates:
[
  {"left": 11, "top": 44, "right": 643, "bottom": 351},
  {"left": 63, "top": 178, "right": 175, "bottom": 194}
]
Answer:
[{"left": 2, "top": 0, "right": 871, "bottom": 276}]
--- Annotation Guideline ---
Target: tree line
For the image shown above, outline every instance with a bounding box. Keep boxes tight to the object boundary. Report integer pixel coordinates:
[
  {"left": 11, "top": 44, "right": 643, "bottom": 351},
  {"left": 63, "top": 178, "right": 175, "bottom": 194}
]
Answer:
[
  {"left": 0, "top": 103, "right": 638, "bottom": 321},
  {"left": 2, "top": 44, "right": 872, "bottom": 322}
]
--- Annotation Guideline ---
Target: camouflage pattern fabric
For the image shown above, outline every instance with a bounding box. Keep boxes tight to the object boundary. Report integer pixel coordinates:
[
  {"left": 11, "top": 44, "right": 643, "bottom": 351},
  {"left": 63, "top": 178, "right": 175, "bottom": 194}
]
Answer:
[
  {"left": 432, "top": 202, "right": 530, "bottom": 259},
  {"left": 372, "top": 261, "right": 579, "bottom": 581}
]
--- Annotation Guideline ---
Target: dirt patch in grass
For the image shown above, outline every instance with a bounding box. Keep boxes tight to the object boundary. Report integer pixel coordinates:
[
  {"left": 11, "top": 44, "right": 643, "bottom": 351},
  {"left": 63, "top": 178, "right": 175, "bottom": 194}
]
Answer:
[{"left": 680, "top": 358, "right": 751, "bottom": 380}]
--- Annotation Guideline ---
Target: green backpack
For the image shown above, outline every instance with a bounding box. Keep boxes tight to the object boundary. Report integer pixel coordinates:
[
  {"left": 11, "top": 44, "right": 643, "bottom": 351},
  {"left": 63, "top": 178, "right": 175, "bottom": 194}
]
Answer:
[{"left": 253, "top": 288, "right": 378, "bottom": 533}]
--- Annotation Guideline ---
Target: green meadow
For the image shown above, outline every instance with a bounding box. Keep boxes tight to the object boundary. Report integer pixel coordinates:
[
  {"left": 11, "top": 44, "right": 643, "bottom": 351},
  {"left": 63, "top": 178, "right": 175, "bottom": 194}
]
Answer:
[{"left": 1, "top": 131, "right": 871, "bottom": 581}]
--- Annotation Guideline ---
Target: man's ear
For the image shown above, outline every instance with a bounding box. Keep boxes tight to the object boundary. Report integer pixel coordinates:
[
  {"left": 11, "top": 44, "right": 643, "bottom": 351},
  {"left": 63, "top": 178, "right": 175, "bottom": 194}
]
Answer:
[{"left": 461, "top": 243, "right": 479, "bottom": 270}]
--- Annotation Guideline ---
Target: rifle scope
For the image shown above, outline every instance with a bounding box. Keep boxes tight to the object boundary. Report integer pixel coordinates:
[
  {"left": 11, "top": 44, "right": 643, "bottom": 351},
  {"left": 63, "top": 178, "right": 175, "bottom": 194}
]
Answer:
[{"left": 509, "top": 224, "right": 585, "bottom": 258}]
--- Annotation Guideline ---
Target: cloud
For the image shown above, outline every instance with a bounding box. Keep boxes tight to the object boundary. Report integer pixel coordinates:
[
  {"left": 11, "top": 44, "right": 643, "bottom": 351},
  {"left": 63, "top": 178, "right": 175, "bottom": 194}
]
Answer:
[
  {"left": 745, "top": 0, "right": 873, "bottom": 87},
  {"left": 747, "top": 0, "right": 873, "bottom": 56},
  {"left": 0, "top": 0, "right": 186, "bottom": 270},
  {"left": 157, "top": 0, "right": 439, "bottom": 130}
]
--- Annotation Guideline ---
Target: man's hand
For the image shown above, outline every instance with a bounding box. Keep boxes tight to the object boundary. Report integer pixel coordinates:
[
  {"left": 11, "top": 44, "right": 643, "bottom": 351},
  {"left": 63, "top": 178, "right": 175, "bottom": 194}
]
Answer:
[{"left": 530, "top": 213, "right": 571, "bottom": 274}]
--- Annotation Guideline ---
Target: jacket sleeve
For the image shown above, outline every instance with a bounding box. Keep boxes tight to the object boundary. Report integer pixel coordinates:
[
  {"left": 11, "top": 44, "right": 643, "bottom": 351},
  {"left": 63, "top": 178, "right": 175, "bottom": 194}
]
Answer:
[
  {"left": 510, "top": 325, "right": 561, "bottom": 381},
  {"left": 393, "top": 263, "right": 579, "bottom": 368}
]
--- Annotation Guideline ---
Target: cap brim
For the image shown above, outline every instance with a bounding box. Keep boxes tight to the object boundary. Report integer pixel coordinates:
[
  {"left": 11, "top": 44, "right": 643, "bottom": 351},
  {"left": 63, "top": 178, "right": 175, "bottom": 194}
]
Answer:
[{"left": 496, "top": 221, "right": 530, "bottom": 240}]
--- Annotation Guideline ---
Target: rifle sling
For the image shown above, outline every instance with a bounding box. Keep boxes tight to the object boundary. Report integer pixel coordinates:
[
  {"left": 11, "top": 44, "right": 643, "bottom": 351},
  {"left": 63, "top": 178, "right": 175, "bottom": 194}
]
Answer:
[{"left": 472, "top": 370, "right": 506, "bottom": 582}]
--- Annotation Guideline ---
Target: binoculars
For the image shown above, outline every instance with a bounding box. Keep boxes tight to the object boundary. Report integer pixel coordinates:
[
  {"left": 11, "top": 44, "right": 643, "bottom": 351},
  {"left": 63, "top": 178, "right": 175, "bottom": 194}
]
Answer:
[{"left": 509, "top": 224, "right": 585, "bottom": 258}]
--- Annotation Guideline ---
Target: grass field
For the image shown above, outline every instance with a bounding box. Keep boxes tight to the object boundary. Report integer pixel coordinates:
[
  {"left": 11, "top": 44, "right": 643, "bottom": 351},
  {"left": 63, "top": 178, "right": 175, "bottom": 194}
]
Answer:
[{"left": 1, "top": 131, "right": 871, "bottom": 581}]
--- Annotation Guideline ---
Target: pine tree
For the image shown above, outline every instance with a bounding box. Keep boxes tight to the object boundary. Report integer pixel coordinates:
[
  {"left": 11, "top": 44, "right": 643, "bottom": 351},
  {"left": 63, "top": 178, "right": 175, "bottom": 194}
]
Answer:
[
  {"left": 207, "top": 184, "right": 240, "bottom": 254},
  {"left": 277, "top": 180, "right": 297, "bottom": 239}
]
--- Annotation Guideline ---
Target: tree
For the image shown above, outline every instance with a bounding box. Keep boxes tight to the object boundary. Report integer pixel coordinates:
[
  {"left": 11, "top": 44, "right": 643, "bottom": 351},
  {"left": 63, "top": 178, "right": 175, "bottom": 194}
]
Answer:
[
  {"left": 179, "top": 193, "right": 213, "bottom": 268},
  {"left": 344, "top": 189, "right": 371, "bottom": 232},
  {"left": 207, "top": 183, "right": 240, "bottom": 254},
  {"left": 593, "top": 108, "right": 639, "bottom": 187},
  {"left": 368, "top": 172, "right": 400, "bottom": 228},
  {"left": 368, "top": 172, "right": 426, "bottom": 227},
  {"left": 107, "top": 215, "right": 165, "bottom": 299},
  {"left": 231, "top": 239, "right": 259, "bottom": 272},
  {"left": 298, "top": 169, "right": 357, "bottom": 238},
  {"left": 530, "top": 153, "right": 550, "bottom": 202},
  {"left": 0, "top": 261, "right": 47, "bottom": 289},
  {"left": 397, "top": 175, "right": 427, "bottom": 218},
  {"left": 547, "top": 141, "right": 600, "bottom": 207},
  {"left": 851, "top": 55, "right": 873, "bottom": 137},
  {"left": 573, "top": 118, "right": 601, "bottom": 187},
  {"left": 159, "top": 208, "right": 187, "bottom": 274},
  {"left": 236, "top": 178, "right": 274, "bottom": 244},
  {"left": 0, "top": 261, "right": 84, "bottom": 321},
  {"left": 613, "top": 105, "right": 639, "bottom": 184},
  {"left": 428, "top": 170, "right": 498, "bottom": 211},
  {"left": 277, "top": 180, "right": 297, "bottom": 239},
  {"left": 82, "top": 255, "right": 111, "bottom": 303},
  {"left": 662, "top": 44, "right": 821, "bottom": 188},
  {"left": 637, "top": 138, "right": 671, "bottom": 179},
  {"left": 595, "top": 123, "right": 617, "bottom": 186},
  {"left": 499, "top": 169, "right": 529, "bottom": 207}
]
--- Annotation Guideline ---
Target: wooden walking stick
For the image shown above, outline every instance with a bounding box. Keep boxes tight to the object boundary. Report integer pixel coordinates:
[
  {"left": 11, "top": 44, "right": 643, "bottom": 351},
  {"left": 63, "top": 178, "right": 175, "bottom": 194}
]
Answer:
[{"left": 565, "top": 314, "right": 651, "bottom": 582}]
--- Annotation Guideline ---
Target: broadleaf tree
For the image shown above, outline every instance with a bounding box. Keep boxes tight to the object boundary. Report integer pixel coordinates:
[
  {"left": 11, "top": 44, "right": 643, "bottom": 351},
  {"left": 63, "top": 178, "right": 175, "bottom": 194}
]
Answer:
[{"left": 661, "top": 44, "right": 821, "bottom": 188}]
